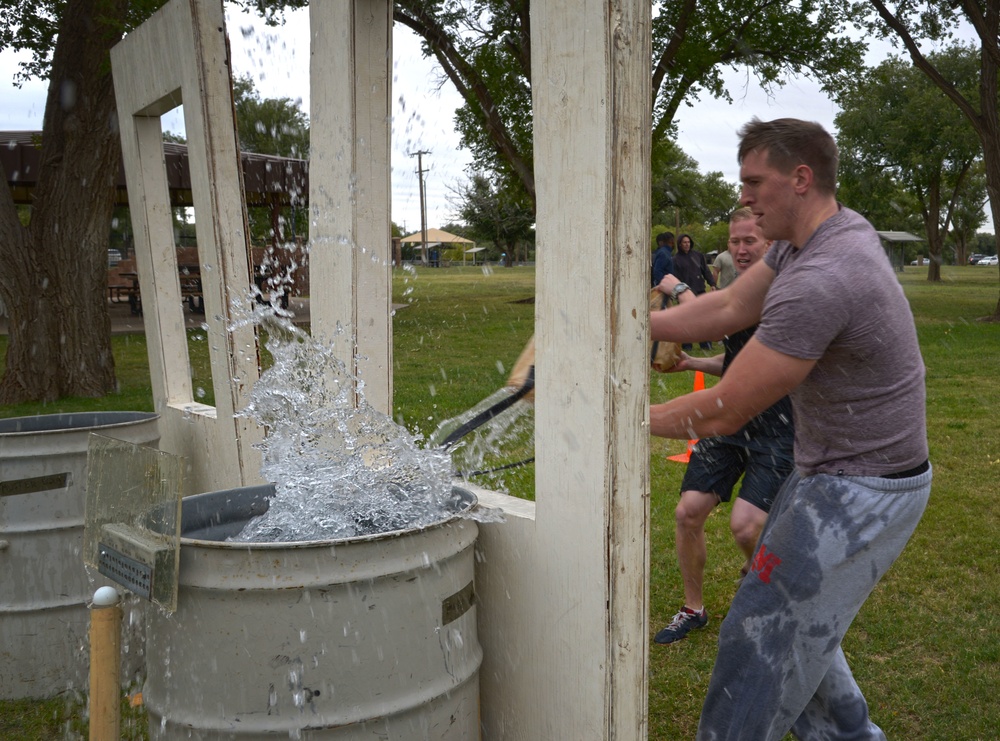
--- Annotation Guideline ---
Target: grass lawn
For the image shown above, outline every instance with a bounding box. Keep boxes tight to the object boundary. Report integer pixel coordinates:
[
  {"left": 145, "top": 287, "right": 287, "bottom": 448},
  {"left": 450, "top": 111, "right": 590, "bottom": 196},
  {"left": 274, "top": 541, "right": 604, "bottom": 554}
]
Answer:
[
  {"left": 1, "top": 263, "right": 998, "bottom": 739},
  {"left": 649, "top": 265, "right": 1000, "bottom": 740}
]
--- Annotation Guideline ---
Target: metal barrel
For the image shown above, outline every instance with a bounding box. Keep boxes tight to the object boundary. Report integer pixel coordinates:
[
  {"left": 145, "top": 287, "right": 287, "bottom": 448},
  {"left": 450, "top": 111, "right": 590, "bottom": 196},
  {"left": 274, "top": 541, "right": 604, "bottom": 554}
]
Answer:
[
  {"left": 145, "top": 484, "right": 482, "bottom": 740},
  {"left": 0, "top": 411, "right": 160, "bottom": 700}
]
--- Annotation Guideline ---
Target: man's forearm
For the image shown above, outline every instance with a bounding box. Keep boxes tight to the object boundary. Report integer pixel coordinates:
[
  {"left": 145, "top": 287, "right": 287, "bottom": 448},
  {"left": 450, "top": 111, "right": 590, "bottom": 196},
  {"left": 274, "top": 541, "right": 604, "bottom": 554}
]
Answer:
[
  {"left": 650, "top": 291, "right": 736, "bottom": 343},
  {"left": 649, "top": 390, "right": 744, "bottom": 439},
  {"left": 652, "top": 260, "right": 772, "bottom": 342}
]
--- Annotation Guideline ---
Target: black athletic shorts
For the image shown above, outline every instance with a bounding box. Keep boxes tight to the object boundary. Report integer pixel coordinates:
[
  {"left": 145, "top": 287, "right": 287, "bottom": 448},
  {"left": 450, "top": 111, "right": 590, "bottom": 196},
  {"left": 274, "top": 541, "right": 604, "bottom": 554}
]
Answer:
[{"left": 680, "top": 435, "right": 794, "bottom": 513}]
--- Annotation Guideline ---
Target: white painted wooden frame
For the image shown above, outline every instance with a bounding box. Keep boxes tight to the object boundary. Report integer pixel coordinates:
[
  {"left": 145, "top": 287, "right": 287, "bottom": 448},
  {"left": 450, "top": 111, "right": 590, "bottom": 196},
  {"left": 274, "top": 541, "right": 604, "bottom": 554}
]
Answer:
[
  {"left": 113, "top": 0, "right": 653, "bottom": 737},
  {"left": 479, "top": 1, "right": 653, "bottom": 736},
  {"left": 308, "top": 0, "right": 393, "bottom": 414},
  {"left": 111, "top": 0, "right": 262, "bottom": 494}
]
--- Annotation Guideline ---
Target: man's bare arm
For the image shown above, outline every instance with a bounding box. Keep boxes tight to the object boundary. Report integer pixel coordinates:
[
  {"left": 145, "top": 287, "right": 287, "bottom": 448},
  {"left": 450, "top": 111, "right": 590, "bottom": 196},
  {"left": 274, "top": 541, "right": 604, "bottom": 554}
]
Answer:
[
  {"left": 666, "top": 351, "right": 725, "bottom": 377},
  {"left": 650, "top": 336, "right": 813, "bottom": 439},
  {"left": 650, "top": 259, "right": 775, "bottom": 344}
]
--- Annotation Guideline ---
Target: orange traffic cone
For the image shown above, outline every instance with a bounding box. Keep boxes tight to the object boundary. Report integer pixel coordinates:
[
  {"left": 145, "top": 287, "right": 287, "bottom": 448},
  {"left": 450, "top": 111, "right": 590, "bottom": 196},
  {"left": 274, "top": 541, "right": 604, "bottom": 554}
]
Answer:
[{"left": 667, "top": 371, "right": 705, "bottom": 463}]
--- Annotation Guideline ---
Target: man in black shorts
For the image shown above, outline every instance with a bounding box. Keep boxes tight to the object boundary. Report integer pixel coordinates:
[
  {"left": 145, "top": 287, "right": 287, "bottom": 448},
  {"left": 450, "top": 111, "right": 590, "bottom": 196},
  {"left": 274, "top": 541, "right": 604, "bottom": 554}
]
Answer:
[{"left": 652, "top": 207, "right": 793, "bottom": 644}]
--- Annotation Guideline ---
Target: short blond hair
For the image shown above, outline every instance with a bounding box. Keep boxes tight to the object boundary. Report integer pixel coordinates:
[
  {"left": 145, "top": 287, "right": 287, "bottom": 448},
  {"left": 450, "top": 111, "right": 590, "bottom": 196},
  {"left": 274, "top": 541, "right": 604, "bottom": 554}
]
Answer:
[{"left": 729, "top": 207, "right": 755, "bottom": 225}]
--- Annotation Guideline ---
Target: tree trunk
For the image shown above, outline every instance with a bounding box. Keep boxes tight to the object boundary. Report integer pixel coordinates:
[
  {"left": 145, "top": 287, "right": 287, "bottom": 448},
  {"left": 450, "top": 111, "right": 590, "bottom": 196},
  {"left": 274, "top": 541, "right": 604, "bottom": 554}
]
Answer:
[
  {"left": 982, "top": 139, "right": 1000, "bottom": 321},
  {"left": 979, "top": 38, "right": 1000, "bottom": 322},
  {"left": 0, "top": 0, "right": 128, "bottom": 403},
  {"left": 955, "top": 234, "right": 967, "bottom": 266},
  {"left": 923, "top": 178, "right": 943, "bottom": 283}
]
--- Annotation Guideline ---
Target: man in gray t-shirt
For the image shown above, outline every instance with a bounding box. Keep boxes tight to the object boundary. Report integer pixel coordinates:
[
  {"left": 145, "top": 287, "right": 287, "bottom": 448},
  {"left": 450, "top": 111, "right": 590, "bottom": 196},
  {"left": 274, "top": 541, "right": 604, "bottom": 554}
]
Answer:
[
  {"left": 711, "top": 248, "right": 735, "bottom": 289},
  {"left": 759, "top": 215, "right": 927, "bottom": 476},
  {"left": 650, "top": 118, "right": 930, "bottom": 741}
]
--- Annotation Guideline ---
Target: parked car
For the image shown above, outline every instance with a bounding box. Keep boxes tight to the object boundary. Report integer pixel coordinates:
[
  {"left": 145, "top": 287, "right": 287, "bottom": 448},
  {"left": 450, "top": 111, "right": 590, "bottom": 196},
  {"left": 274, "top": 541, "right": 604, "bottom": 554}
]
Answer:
[
  {"left": 977, "top": 255, "right": 999, "bottom": 266},
  {"left": 968, "top": 253, "right": 986, "bottom": 265},
  {"left": 910, "top": 257, "right": 929, "bottom": 266}
]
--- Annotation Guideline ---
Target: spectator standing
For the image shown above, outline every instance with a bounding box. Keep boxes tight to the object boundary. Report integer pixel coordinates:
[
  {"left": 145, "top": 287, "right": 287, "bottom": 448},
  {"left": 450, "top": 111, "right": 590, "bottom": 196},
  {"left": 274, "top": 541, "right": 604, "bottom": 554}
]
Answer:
[
  {"left": 712, "top": 248, "right": 736, "bottom": 289},
  {"left": 673, "top": 233, "right": 716, "bottom": 293},
  {"left": 649, "top": 117, "right": 930, "bottom": 741},
  {"left": 673, "top": 233, "right": 716, "bottom": 349},
  {"left": 652, "top": 207, "right": 793, "bottom": 645},
  {"left": 651, "top": 231, "right": 675, "bottom": 287}
]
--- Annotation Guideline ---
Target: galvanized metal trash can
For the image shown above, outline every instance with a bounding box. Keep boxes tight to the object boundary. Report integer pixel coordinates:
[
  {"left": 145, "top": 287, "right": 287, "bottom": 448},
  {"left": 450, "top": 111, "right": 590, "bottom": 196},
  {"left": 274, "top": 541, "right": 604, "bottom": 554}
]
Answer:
[
  {"left": 145, "top": 484, "right": 482, "bottom": 740},
  {"left": 0, "top": 411, "right": 160, "bottom": 699}
]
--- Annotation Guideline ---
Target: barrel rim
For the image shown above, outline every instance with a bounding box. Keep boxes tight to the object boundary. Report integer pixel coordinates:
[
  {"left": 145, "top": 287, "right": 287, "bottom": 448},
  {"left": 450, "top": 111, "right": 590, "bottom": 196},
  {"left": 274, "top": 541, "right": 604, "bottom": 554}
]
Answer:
[
  {"left": 0, "top": 411, "right": 159, "bottom": 436},
  {"left": 179, "top": 483, "right": 479, "bottom": 549}
]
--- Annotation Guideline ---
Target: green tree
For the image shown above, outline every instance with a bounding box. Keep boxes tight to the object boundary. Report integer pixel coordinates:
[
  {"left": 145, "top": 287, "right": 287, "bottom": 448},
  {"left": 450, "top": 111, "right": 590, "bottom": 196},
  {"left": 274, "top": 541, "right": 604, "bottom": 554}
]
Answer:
[
  {"left": 949, "top": 163, "right": 988, "bottom": 265},
  {"left": 232, "top": 75, "right": 309, "bottom": 246},
  {"left": 233, "top": 74, "right": 309, "bottom": 158},
  {"left": 834, "top": 47, "right": 982, "bottom": 281},
  {"left": 651, "top": 138, "right": 738, "bottom": 229},
  {"left": 695, "top": 172, "right": 741, "bottom": 227},
  {"left": 865, "top": 0, "right": 1000, "bottom": 317},
  {"left": 970, "top": 231, "right": 995, "bottom": 257},
  {"left": 0, "top": 0, "right": 167, "bottom": 403},
  {"left": 836, "top": 150, "right": 923, "bottom": 236},
  {"left": 394, "top": 0, "right": 867, "bottom": 213},
  {"left": 451, "top": 172, "right": 535, "bottom": 265}
]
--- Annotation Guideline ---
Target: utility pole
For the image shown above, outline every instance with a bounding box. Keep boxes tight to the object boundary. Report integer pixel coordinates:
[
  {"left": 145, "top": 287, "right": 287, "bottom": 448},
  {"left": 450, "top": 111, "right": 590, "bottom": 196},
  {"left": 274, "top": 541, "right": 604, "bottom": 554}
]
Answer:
[{"left": 410, "top": 150, "right": 430, "bottom": 265}]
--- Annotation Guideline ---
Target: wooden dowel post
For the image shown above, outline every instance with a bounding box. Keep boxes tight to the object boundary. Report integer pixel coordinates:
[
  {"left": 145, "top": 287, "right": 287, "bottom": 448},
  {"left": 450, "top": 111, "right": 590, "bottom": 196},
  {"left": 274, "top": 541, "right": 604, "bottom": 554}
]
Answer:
[{"left": 89, "top": 586, "right": 121, "bottom": 741}]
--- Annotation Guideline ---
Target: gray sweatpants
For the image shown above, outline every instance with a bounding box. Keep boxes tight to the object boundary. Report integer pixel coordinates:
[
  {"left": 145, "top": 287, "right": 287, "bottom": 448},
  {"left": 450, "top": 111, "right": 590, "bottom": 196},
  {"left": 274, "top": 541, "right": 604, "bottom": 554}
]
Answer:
[{"left": 697, "top": 465, "right": 932, "bottom": 741}]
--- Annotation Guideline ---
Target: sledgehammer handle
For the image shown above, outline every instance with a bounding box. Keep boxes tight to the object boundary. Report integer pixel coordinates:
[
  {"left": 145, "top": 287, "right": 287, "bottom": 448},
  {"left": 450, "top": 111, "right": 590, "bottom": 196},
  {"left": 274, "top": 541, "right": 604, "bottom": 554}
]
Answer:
[
  {"left": 439, "top": 366, "right": 535, "bottom": 448},
  {"left": 89, "top": 587, "right": 121, "bottom": 741}
]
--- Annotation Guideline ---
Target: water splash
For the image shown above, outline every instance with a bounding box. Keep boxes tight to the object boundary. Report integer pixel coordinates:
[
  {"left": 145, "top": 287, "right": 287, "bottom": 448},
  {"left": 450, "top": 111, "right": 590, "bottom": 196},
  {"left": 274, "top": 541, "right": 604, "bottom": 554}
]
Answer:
[
  {"left": 229, "top": 304, "right": 456, "bottom": 542},
  {"left": 430, "top": 386, "right": 534, "bottom": 484}
]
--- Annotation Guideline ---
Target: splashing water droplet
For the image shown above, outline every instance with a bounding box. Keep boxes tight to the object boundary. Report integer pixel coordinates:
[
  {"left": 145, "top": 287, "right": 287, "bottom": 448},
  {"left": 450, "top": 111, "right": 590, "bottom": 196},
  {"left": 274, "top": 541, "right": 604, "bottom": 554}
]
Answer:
[{"left": 228, "top": 305, "right": 456, "bottom": 542}]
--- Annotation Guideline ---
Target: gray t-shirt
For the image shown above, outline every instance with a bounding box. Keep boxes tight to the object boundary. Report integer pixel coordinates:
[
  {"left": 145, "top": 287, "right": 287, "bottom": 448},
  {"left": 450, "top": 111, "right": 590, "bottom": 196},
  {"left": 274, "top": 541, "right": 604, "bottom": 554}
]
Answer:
[
  {"left": 759, "top": 206, "right": 928, "bottom": 476},
  {"left": 712, "top": 250, "right": 736, "bottom": 289}
]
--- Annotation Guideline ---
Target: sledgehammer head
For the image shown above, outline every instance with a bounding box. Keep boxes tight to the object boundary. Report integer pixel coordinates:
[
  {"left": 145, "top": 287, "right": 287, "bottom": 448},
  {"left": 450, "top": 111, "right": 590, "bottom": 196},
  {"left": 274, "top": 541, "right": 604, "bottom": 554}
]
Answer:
[{"left": 649, "top": 289, "right": 682, "bottom": 372}]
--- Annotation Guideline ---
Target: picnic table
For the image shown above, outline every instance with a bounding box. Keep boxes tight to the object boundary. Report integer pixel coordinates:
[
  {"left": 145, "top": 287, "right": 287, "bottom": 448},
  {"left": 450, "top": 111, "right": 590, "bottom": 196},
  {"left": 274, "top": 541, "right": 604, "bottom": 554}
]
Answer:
[
  {"left": 107, "top": 259, "right": 142, "bottom": 314},
  {"left": 106, "top": 244, "right": 307, "bottom": 316},
  {"left": 106, "top": 253, "right": 204, "bottom": 316},
  {"left": 178, "top": 260, "right": 204, "bottom": 313}
]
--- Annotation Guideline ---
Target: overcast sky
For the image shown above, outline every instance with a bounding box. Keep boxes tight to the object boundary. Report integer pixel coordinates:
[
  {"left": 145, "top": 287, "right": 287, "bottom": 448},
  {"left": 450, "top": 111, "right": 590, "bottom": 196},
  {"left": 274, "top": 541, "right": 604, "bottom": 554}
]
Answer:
[{"left": 1, "top": 7, "right": 990, "bottom": 233}]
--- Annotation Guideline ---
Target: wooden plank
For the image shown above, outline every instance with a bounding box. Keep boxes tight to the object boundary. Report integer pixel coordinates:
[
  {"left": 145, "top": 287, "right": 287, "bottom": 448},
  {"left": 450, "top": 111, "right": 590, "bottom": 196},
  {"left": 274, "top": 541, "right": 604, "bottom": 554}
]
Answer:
[
  {"left": 528, "top": 0, "right": 651, "bottom": 737},
  {"left": 308, "top": 0, "right": 393, "bottom": 415},
  {"left": 111, "top": 0, "right": 263, "bottom": 493},
  {"left": 181, "top": 0, "right": 261, "bottom": 485}
]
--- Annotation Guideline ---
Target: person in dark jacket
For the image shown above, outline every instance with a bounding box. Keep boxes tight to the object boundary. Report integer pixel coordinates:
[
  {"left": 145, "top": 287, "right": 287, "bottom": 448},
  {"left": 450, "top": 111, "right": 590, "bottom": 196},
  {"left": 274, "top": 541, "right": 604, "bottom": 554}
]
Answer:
[
  {"left": 673, "top": 234, "right": 716, "bottom": 349},
  {"left": 651, "top": 232, "right": 675, "bottom": 287}
]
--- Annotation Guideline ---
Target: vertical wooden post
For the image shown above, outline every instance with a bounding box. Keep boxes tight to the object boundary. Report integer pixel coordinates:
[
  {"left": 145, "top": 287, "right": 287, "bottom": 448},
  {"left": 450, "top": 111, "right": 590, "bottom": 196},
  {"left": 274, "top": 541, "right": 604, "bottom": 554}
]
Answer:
[
  {"left": 89, "top": 587, "right": 121, "bottom": 741},
  {"left": 111, "top": 0, "right": 264, "bottom": 493},
  {"left": 308, "top": 0, "right": 393, "bottom": 415},
  {"left": 530, "top": 0, "right": 652, "bottom": 737}
]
